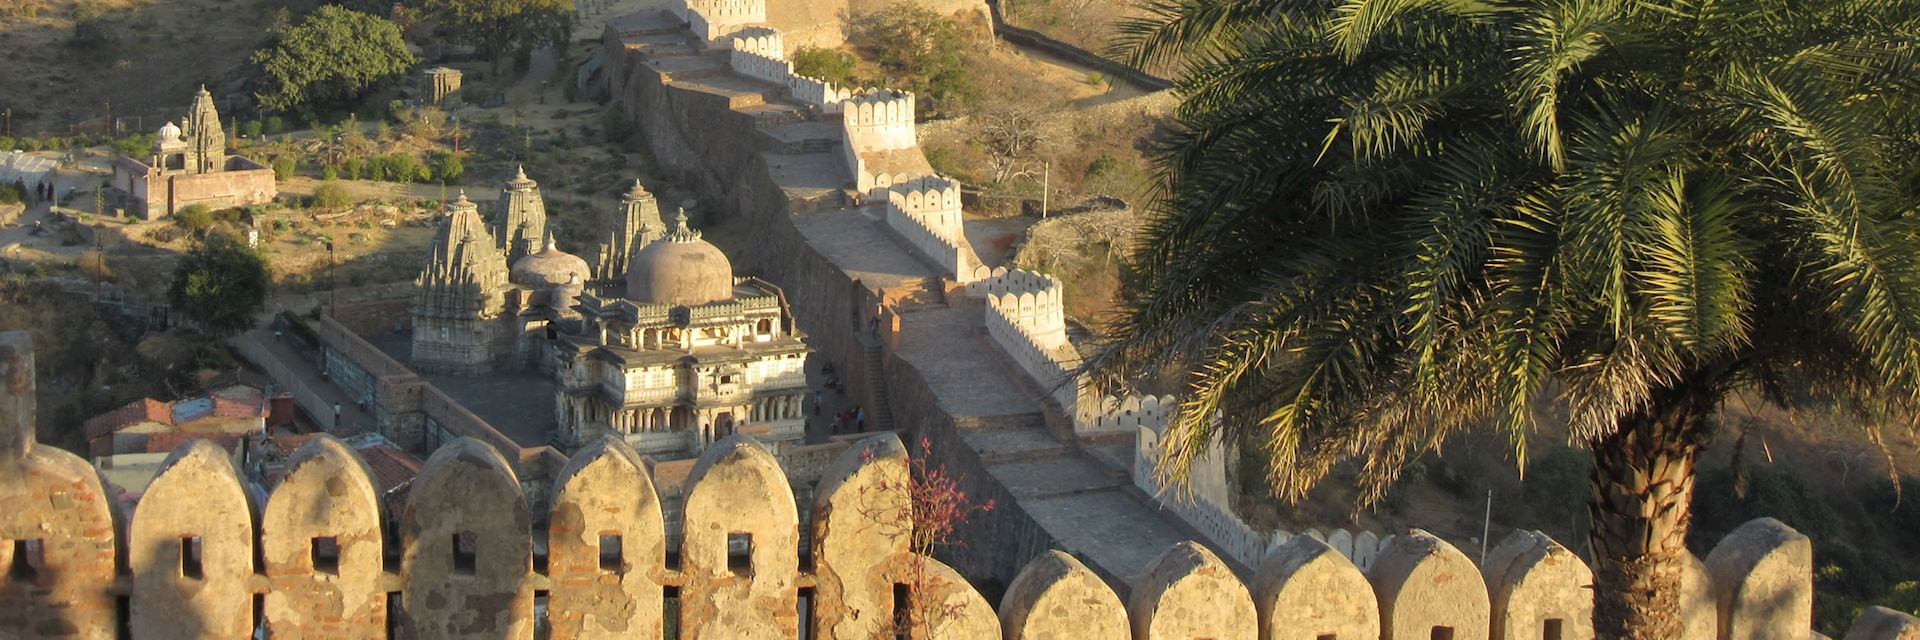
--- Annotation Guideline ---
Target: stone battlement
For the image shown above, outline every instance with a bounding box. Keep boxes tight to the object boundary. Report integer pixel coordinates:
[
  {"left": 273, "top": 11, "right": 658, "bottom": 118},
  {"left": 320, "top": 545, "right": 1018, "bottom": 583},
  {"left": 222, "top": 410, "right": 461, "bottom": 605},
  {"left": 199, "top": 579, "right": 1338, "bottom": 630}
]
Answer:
[
  {"left": 883, "top": 175, "right": 980, "bottom": 281},
  {"left": 886, "top": 175, "right": 965, "bottom": 237},
  {"left": 841, "top": 90, "right": 918, "bottom": 155},
  {"left": 675, "top": 0, "right": 766, "bottom": 41},
  {"left": 2, "top": 423, "right": 1912, "bottom": 637},
  {"left": 731, "top": 26, "right": 784, "bottom": 57}
]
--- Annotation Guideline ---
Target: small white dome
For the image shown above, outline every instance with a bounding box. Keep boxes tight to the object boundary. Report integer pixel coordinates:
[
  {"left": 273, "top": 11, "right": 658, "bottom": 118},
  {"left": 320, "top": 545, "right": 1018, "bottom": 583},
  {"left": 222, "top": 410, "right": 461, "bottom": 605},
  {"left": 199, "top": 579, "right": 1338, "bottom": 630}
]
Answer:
[{"left": 158, "top": 122, "right": 182, "bottom": 141}]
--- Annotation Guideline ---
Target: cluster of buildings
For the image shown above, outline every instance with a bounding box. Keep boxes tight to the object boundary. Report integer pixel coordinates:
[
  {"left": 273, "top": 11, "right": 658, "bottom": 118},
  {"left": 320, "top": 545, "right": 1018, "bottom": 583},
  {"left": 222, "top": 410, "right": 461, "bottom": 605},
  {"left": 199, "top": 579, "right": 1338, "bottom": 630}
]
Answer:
[
  {"left": 408, "top": 168, "right": 813, "bottom": 460},
  {"left": 80, "top": 384, "right": 422, "bottom": 517}
]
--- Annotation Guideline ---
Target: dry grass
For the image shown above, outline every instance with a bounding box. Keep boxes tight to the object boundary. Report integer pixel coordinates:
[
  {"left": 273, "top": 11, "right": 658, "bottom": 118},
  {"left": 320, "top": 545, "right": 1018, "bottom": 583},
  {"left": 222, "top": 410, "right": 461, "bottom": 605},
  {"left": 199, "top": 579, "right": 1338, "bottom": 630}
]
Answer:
[{"left": 0, "top": 0, "right": 314, "bottom": 136}]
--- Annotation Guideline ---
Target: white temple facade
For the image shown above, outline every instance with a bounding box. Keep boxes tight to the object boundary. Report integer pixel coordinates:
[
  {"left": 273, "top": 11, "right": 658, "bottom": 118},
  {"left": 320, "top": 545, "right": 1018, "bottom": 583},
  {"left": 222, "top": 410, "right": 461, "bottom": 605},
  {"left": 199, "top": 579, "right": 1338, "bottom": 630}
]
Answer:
[{"left": 553, "top": 211, "right": 811, "bottom": 457}]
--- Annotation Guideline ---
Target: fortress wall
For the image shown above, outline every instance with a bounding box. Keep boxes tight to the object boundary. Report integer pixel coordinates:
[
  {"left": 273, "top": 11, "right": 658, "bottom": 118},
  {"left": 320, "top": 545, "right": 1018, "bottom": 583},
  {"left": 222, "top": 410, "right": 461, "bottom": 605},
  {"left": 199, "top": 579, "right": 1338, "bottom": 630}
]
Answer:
[
  {"left": 604, "top": 30, "right": 1039, "bottom": 579},
  {"left": 0, "top": 333, "right": 1909, "bottom": 639},
  {"left": 883, "top": 347, "right": 1063, "bottom": 587},
  {"left": 841, "top": 90, "right": 918, "bottom": 155},
  {"left": 883, "top": 175, "right": 980, "bottom": 281}
]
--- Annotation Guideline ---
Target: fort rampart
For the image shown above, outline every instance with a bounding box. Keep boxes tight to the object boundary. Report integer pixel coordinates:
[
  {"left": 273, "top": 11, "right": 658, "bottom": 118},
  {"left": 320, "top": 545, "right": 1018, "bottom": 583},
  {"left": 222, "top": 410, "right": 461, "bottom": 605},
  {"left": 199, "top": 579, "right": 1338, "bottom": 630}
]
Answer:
[{"left": 4, "top": 331, "right": 1917, "bottom": 638}]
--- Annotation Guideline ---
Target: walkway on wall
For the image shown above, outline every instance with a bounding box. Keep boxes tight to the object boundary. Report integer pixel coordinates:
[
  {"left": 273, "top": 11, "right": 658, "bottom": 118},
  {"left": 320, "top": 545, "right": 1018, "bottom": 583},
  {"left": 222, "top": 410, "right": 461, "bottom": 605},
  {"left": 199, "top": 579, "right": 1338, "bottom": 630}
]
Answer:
[
  {"left": 230, "top": 327, "right": 377, "bottom": 433},
  {"left": 892, "top": 305, "right": 1207, "bottom": 586},
  {"left": 604, "top": 12, "right": 1245, "bottom": 588}
]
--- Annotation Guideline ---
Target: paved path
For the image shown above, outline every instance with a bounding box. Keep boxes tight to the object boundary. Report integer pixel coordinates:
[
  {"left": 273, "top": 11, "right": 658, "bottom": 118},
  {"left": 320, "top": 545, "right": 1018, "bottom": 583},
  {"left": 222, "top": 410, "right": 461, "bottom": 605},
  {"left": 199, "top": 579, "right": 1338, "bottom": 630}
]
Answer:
[{"left": 232, "top": 327, "right": 378, "bottom": 434}]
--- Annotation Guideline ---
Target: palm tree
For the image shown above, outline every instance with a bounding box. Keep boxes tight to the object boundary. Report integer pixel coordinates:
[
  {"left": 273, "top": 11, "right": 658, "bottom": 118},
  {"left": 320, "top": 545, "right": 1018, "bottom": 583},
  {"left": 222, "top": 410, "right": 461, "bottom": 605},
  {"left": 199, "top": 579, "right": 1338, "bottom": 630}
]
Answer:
[{"left": 1094, "top": 0, "right": 1920, "bottom": 636}]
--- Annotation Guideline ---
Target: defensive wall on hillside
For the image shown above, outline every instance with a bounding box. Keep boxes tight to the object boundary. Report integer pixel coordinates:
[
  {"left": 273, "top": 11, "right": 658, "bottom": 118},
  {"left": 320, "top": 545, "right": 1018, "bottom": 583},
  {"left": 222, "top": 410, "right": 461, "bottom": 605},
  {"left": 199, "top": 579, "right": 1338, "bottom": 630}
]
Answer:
[
  {"left": 5, "top": 331, "right": 1919, "bottom": 638},
  {"left": 598, "top": 3, "right": 1311, "bottom": 588}
]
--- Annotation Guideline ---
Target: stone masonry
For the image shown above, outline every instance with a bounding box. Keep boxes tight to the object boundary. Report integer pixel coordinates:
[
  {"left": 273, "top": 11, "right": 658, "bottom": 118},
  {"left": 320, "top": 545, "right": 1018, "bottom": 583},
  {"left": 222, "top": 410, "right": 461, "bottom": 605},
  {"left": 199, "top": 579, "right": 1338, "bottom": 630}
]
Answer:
[{"left": 4, "top": 332, "right": 1919, "bottom": 638}]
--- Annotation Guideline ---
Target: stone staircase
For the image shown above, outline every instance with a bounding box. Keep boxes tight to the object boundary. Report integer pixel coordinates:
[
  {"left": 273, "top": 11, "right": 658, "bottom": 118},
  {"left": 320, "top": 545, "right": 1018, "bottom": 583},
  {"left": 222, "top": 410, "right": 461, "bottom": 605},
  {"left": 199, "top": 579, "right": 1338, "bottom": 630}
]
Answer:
[{"left": 858, "top": 333, "right": 896, "bottom": 432}]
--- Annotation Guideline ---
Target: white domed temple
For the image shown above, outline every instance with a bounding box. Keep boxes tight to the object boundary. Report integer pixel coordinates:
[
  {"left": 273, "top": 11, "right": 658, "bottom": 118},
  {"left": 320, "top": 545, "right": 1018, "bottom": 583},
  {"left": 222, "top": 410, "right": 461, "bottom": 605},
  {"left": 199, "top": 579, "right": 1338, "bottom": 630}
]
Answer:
[
  {"left": 555, "top": 210, "right": 810, "bottom": 456},
  {"left": 409, "top": 170, "right": 810, "bottom": 457}
]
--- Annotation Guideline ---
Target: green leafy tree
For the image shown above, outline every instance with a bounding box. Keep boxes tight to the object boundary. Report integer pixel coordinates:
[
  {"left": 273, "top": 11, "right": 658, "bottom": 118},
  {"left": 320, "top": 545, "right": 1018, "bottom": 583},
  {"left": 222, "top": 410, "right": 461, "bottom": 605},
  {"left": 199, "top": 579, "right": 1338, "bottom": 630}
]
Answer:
[
  {"left": 253, "top": 6, "right": 419, "bottom": 113},
  {"left": 849, "top": 2, "right": 978, "bottom": 115},
  {"left": 422, "top": 0, "right": 571, "bottom": 73},
  {"left": 172, "top": 204, "right": 214, "bottom": 232},
  {"left": 168, "top": 233, "right": 271, "bottom": 336},
  {"left": 1098, "top": 0, "right": 1920, "bottom": 636},
  {"left": 792, "top": 46, "right": 859, "bottom": 86},
  {"left": 431, "top": 152, "right": 464, "bottom": 183}
]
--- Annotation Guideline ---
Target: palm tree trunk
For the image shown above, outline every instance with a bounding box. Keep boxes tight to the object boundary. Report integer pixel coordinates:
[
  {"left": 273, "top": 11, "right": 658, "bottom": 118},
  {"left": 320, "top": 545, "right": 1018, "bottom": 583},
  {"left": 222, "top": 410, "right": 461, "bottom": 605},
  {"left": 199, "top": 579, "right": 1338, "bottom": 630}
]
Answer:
[{"left": 1587, "top": 389, "right": 1711, "bottom": 639}]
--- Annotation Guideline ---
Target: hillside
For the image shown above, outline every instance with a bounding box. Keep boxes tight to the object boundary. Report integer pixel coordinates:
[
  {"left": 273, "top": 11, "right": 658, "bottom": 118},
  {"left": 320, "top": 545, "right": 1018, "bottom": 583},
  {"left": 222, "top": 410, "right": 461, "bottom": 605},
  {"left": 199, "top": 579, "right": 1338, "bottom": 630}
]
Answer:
[{"left": 0, "top": 0, "right": 310, "bottom": 137}]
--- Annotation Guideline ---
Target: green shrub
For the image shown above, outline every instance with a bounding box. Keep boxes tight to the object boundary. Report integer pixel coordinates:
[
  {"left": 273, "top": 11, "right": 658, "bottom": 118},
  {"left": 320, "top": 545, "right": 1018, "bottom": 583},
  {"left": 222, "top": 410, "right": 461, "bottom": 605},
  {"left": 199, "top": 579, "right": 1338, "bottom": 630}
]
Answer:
[
  {"left": 431, "top": 152, "right": 464, "bottom": 183},
  {"left": 0, "top": 184, "right": 22, "bottom": 204},
  {"left": 367, "top": 156, "right": 389, "bottom": 181},
  {"left": 242, "top": 120, "right": 264, "bottom": 138},
  {"left": 265, "top": 116, "right": 286, "bottom": 135},
  {"left": 272, "top": 156, "right": 298, "bottom": 180},
  {"left": 173, "top": 204, "right": 214, "bottom": 231},
  {"left": 322, "top": 164, "right": 338, "bottom": 180},
  {"left": 792, "top": 46, "right": 859, "bottom": 86},
  {"left": 311, "top": 182, "right": 353, "bottom": 209},
  {"left": 385, "top": 153, "right": 425, "bottom": 183},
  {"left": 342, "top": 158, "right": 364, "bottom": 180},
  {"left": 0, "top": 136, "right": 15, "bottom": 151}
]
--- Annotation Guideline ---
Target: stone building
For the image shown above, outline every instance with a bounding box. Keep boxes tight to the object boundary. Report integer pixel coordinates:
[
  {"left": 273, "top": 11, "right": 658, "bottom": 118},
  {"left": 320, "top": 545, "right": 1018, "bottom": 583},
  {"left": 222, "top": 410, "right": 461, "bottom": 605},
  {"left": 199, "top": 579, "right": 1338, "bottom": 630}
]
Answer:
[
  {"left": 591, "top": 179, "right": 665, "bottom": 282},
  {"left": 555, "top": 210, "right": 810, "bottom": 457},
  {"left": 407, "top": 170, "right": 810, "bottom": 455},
  {"left": 506, "top": 235, "right": 592, "bottom": 365},
  {"left": 410, "top": 194, "right": 512, "bottom": 374},
  {"left": 109, "top": 87, "right": 276, "bottom": 220},
  {"left": 494, "top": 166, "right": 549, "bottom": 263}
]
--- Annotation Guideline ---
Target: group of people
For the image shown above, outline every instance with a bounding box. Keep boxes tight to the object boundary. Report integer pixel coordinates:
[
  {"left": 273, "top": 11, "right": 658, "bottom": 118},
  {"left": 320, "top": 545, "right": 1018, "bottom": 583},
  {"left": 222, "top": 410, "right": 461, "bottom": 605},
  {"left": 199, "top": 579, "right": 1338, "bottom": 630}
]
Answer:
[
  {"left": 8, "top": 178, "right": 55, "bottom": 205},
  {"left": 832, "top": 406, "right": 865, "bottom": 434},
  {"left": 813, "top": 363, "right": 866, "bottom": 435}
]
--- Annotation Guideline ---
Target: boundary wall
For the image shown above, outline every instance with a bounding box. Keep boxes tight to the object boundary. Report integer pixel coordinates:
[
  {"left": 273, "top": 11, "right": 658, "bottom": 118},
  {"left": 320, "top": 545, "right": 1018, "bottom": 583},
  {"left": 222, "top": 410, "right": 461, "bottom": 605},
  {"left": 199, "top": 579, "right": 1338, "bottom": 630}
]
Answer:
[
  {"left": 1, "top": 371, "right": 1903, "bottom": 639},
  {"left": 884, "top": 175, "right": 980, "bottom": 281},
  {"left": 966, "top": 266, "right": 1165, "bottom": 435},
  {"left": 307, "top": 313, "right": 569, "bottom": 490}
]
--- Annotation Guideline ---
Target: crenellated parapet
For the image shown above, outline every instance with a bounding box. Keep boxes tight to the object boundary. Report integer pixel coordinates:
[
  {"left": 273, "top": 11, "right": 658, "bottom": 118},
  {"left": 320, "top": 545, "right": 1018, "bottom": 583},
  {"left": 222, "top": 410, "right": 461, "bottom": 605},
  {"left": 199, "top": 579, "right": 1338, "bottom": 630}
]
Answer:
[
  {"left": 730, "top": 26, "right": 783, "bottom": 58},
  {"left": 883, "top": 175, "right": 981, "bottom": 281},
  {"left": 886, "top": 175, "right": 964, "bottom": 238},
  {"left": 841, "top": 89, "right": 918, "bottom": 155},
  {"left": 675, "top": 0, "right": 766, "bottom": 41},
  {"left": 729, "top": 29, "right": 792, "bottom": 85},
  {"left": 0, "top": 376, "right": 1912, "bottom": 640}
]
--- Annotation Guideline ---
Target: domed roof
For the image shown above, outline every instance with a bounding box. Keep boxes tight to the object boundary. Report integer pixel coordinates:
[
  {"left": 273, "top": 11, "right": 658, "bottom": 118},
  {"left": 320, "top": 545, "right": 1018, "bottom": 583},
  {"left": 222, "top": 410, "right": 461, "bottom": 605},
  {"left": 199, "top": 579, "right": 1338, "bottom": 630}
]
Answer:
[
  {"left": 158, "top": 122, "right": 182, "bottom": 142},
  {"left": 511, "top": 236, "right": 591, "bottom": 288},
  {"left": 625, "top": 210, "right": 735, "bottom": 306}
]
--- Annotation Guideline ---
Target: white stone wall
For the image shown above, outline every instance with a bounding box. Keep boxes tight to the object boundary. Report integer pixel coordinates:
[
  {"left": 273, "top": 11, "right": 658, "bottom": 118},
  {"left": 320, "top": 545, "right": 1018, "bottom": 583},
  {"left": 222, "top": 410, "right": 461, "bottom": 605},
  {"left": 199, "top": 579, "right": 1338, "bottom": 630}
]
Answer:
[
  {"left": 728, "top": 28, "right": 792, "bottom": 85},
  {"left": 682, "top": 0, "right": 766, "bottom": 41},
  {"left": 841, "top": 90, "right": 917, "bottom": 154},
  {"left": 883, "top": 175, "right": 982, "bottom": 281}
]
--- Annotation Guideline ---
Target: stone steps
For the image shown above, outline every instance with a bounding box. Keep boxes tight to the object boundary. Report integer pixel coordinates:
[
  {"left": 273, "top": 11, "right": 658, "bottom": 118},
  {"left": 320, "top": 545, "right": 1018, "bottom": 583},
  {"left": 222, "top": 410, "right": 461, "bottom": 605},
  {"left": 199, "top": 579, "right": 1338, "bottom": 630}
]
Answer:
[{"left": 861, "top": 337, "right": 896, "bottom": 432}]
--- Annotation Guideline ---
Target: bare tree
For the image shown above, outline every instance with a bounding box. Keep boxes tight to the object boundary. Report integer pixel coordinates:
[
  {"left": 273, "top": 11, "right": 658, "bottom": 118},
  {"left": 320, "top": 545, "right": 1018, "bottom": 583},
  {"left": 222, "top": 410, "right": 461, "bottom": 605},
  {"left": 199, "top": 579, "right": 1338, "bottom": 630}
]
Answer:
[{"left": 971, "top": 100, "right": 1057, "bottom": 186}]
